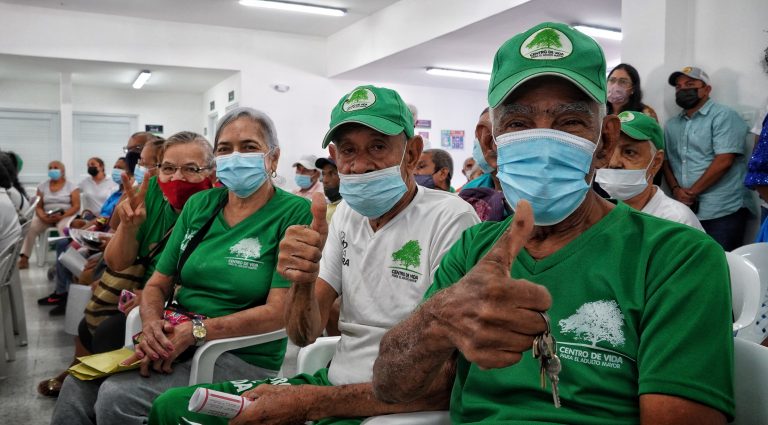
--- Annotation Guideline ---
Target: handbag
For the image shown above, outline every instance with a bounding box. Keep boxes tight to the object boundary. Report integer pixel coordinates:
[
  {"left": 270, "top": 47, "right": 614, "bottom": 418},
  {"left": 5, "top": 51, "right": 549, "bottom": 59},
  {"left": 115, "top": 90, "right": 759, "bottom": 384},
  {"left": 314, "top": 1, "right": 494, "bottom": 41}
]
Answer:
[
  {"left": 84, "top": 226, "right": 174, "bottom": 333},
  {"left": 133, "top": 194, "right": 228, "bottom": 360}
]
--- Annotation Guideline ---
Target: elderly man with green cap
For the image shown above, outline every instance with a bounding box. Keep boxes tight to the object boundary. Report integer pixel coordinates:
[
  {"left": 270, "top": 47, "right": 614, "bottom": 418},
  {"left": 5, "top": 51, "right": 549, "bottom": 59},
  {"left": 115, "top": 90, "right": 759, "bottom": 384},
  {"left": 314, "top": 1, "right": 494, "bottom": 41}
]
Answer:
[
  {"left": 596, "top": 111, "right": 703, "bottom": 230},
  {"left": 373, "top": 22, "right": 733, "bottom": 424},
  {"left": 147, "top": 85, "right": 479, "bottom": 425}
]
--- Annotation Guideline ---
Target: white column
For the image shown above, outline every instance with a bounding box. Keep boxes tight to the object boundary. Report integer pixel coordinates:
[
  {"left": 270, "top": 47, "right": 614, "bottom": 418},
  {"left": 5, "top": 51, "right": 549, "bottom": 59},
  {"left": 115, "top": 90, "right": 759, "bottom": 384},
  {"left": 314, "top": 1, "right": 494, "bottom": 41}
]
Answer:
[{"left": 59, "top": 72, "right": 74, "bottom": 175}]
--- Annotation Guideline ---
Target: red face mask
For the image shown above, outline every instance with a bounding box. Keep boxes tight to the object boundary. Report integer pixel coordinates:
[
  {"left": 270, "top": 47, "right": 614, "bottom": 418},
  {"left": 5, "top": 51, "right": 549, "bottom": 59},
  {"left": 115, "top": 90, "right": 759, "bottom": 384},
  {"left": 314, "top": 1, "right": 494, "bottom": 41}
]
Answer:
[{"left": 157, "top": 178, "right": 212, "bottom": 210}]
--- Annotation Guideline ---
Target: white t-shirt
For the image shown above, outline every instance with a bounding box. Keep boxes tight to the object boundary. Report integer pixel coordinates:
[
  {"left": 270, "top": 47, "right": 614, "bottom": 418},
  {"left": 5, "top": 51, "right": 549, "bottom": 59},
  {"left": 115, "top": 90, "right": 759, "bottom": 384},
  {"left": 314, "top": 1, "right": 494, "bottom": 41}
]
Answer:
[
  {"left": 78, "top": 176, "right": 117, "bottom": 214},
  {"left": 6, "top": 187, "right": 28, "bottom": 213},
  {"left": 37, "top": 179, "right": 77, "bottom": 213},
  {"left": 0, "top": 188, "right": 21, "bottom": 255},
  {"left": 642, "top": 186, "right": 704, "bottom": 231},
  {"left": 318, "top": 186, "right": 480, "bottom": 385}
]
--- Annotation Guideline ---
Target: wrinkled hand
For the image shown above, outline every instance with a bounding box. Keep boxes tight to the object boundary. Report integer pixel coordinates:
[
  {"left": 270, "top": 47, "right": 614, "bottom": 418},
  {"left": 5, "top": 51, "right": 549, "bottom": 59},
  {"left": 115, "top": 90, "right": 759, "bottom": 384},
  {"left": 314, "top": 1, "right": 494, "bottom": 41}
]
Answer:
[
  {"left": 277, "top": 192, "right": 328, "bottom": 284},
  {"left": 121, "top": 319, "right": 193, "bottom": 376},
  {"left": 673, "top": 187, "right": 697, "bottom": 206},
  {"left": 116, "top": 173, "right": 148, "bottom": 230},
  {"left": 230, "top": 385, "right": 311, "bottom": 425},
  {"left": 439, "top": 200, "right": 552, "bottom": 369}
]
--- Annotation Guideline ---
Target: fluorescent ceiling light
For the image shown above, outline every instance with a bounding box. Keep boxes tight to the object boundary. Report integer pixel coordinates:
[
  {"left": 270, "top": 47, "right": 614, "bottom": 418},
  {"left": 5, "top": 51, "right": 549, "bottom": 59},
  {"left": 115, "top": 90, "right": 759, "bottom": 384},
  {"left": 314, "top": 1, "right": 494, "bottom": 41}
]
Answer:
[
  {"left": 426, "top": 67, "right": 490, "bottom": 81},
  {"left": 574, "top": 25, "right": 623, "bottom": 41},
  {"left": 132, "top": 70, "right": 151, "bottom": 89},
  {"left": 238, "top": 0, "right": 346, "bottom": 17}
]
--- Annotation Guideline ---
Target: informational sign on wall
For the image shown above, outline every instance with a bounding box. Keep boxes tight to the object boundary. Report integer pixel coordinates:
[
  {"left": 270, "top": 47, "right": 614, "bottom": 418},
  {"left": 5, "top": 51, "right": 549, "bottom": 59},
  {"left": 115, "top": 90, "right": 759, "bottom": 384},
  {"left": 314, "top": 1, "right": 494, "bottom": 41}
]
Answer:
[
  {"left": 441, "top": 130, "right": 464, "bottom": 150},
  {"left": 145, "top": 124, "right": 163, "bottom": 134},
  {"left": 415, "top": 119, "right": 431, "bottom": 129}
]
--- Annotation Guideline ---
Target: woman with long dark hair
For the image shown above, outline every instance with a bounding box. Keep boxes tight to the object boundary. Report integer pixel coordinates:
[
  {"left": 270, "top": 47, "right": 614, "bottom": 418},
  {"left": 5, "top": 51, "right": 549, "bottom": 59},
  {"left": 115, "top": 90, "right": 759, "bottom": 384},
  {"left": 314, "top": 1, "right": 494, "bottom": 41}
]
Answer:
[{"left": 607, "top": 63, "right": 659, "bottom": 120}]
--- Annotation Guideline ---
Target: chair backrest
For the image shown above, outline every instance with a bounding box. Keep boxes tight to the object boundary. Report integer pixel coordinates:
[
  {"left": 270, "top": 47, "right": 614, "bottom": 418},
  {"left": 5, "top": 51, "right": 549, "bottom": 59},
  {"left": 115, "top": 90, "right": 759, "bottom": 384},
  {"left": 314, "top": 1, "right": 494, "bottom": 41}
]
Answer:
[
  {"left": 21, "top": 196, "right": 39, "bottom": 222},
  {"left": 733, "top": 338, "right": 768, "bottom": 424},
  {"left": 732, "top": 243, "right": 768, "bottom": 343},
  {"left": 296, "top": 336, "right": 341, "bottom": 375},
  {"left": 728, "top": 252, "right": 762, "bottom": 334},
  {"left": 0, "top": 242, "right": 17, "bottom": 285}
]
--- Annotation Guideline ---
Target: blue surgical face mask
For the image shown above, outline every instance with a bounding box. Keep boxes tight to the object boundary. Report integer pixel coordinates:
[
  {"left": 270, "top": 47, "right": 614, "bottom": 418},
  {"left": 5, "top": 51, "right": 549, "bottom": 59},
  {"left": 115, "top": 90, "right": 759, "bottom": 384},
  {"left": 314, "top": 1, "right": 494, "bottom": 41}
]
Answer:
[
  {"left": 415, "top": 173, "right": 436, "bottom": 189},
  {"left": 133, "top": 165, "right": 147, "bottom": 185},
  {"left": 111, "top": 169, "right": 123, "bottom": 184},
  {"left": 496, "top": 128, "right": 597, "bottom": 226},
  {"left": 473, "top": 138, "right": 494, "bottom": 174},
  {"left": 295, "top": 173, "right": 313, "bottom": 190},
  {"left": 216, "top": 152, "right": 269, "bottom": 198},
  {"left": 339, "top": 143, "right": 408, "bottom": 218},
  {"left": 48, "top": 169, "right": 62, "bottom": 180}
]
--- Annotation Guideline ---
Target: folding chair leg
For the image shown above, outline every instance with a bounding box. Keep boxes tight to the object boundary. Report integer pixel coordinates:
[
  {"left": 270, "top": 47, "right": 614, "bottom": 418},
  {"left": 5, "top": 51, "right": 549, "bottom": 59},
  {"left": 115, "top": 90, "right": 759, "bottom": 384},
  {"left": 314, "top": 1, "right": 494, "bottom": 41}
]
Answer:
[
  {"left": 8, "top": 269, "right": 27, "bottom": 346},
  {"left": 0, "top": 286, "right": 15, "bottom": 362}
]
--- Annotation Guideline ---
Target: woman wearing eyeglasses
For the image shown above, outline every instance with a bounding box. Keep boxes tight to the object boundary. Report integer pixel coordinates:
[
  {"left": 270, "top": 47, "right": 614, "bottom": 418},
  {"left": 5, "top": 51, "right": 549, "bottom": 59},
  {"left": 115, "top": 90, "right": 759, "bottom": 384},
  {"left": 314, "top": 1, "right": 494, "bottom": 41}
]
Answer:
[
  {"left": 52, "top": 110, "right": 312, "bottom": 424},
  {"left": 606, "top": 63, "right": 659, "bottom": 121}
]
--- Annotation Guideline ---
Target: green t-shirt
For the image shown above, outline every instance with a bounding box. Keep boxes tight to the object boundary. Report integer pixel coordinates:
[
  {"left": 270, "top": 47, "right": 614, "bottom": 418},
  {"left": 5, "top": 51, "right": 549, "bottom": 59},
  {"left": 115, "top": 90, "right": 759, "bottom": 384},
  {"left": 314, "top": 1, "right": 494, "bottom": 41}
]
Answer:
[
  {"left": 135, "top": 176, "right": 179, "bottom": 285},
  {"left": 155, "top": 187, "right": 312, "bottom": 371},
  {"left": 426, "top": 202, "right": 734, "bottom": 424}
]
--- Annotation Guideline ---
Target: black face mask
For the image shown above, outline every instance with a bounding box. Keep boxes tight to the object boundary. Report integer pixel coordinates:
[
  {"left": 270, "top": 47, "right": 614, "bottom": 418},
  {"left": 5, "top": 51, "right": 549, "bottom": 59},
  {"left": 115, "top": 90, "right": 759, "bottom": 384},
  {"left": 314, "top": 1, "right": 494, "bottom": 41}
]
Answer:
[
  {"left": 125, "top": 151, "right": 141, "bottom": 175},
  {"left": 87, "top": 166, "right": 99, "bottom": 177},
  {"left": 324, "top": 186, "right": 342, "bottom": 202},
  {"left": 675, "top": 88, "right": 701, "bottom": 109}
]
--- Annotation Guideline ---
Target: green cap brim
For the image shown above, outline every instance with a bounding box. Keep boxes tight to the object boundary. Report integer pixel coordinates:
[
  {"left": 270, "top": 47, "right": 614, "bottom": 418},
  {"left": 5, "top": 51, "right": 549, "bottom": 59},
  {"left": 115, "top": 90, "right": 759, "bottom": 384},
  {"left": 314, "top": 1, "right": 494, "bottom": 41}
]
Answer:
[
  {"left": 322, "top": 115, "right": 406, "bottom": 148},
  {"left": 489, "top": 68, "right": 606, "bottom": 108},
  {"left": 620, "top": 126, "right": 651, "bottom": 143}
]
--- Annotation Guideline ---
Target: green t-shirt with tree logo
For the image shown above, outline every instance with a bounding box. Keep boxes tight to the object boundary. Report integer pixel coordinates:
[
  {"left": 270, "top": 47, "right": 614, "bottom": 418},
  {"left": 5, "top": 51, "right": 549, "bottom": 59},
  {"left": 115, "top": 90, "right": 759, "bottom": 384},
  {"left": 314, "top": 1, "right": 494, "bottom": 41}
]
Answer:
[
  {"left": 155, "top": 187, "right": 312, "bottom": 371},
  {"left": 425, "top": 202, "right": 734, "bottom": 424},
  {"left": 135, "top": 176, "right": 178, "bottom": 285}
]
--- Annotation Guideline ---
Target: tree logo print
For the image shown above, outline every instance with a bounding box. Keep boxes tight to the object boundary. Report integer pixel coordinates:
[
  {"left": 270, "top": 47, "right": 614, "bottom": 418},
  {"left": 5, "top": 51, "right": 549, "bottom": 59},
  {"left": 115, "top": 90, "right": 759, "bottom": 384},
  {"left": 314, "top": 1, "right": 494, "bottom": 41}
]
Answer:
[
  {"left": 229, "top": 238, "right": 262, "bottom": 261},
  {"left": 558, "top": 300, "right": 626, "bottom": 348},
  {"left": 391, "top": 240, "right": 422, "bottom": 273},
  {"left": 520, "top": 28, "right": 573, "bottom": 60},
  {"left": 342, "top": 87, "right": 376, "bottom": 112},
  {"left": 179, "top": 229, "right": 195, "bottom": 253}
]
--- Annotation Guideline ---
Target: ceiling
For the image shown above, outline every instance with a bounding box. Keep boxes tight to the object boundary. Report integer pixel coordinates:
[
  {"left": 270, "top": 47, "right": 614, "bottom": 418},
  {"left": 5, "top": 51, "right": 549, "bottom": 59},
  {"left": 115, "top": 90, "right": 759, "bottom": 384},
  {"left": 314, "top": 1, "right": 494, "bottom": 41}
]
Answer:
[
  {"left": 0, "top": 54, "right": 237, "bottom": 92},
  {"left": 336, "top": 0, "right": 622, "bottom": 91},
  {"left": 0, "top": 0, "right": 399, "bottom": 37},
  {"left": 0, "top": 0, "right": 621, "bottom": 93}
]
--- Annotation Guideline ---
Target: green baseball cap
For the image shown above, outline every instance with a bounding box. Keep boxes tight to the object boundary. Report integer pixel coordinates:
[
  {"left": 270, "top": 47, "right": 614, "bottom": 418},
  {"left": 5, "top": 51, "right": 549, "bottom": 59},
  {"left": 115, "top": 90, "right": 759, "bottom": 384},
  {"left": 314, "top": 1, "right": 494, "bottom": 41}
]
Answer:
[
  {"left": 322, "top": 85, "right": 414, "bottom": 148},
  {"left": 617, "top": 111, "right": 664, "bottom": 150},
  {"left": 488, "top": 22, "right": 607, "bottom": 108}
]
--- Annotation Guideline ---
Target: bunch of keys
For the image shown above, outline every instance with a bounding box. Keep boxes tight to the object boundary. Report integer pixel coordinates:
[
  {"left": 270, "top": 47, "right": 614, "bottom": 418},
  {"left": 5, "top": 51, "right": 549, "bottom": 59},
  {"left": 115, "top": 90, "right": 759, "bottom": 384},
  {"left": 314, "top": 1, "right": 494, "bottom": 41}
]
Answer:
[{"left": 532, "top": 312, "right": 561, "bottom": 408}]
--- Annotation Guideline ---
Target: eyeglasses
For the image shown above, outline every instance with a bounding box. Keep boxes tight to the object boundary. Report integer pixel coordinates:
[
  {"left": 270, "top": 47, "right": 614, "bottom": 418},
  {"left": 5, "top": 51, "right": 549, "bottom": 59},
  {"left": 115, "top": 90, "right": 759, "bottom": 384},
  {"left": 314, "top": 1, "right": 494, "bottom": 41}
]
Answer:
[
  {"left": 607, "top": 77, "right": 632, "bottom": 88},
  {"left": 137, "top": 160, "right": 157, "bottom": 170},
  {"left": 123, "top": 144, "right": 145, "bottom": 154},
  {"left": 158, "top": 163, "right": 211, "bottom": 177}
]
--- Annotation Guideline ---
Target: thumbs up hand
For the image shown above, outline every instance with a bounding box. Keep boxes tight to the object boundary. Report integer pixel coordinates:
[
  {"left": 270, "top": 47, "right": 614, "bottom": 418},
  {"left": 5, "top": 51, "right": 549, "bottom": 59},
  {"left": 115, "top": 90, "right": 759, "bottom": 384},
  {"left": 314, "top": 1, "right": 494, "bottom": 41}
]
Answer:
[
  {"left": 431, "top": 200, "right": 553, "bottom": 370},
  {"left": 278, "top": 192, "right": 328, "bottom": 285}
]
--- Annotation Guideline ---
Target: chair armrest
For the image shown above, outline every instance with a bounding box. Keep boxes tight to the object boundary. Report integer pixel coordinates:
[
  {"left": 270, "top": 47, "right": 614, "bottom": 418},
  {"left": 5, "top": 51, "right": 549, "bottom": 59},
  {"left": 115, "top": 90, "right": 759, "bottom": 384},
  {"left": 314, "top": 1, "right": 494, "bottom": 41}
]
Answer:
[
  {"left": 361, "top": 411, "right": 451, "bottom": 425},
  {"left": 188, "top": 329, "right": 288, "bottom": 385},
  {"left": 124, "top": 307, "right": 142, "bottom": 348},
  {"left": 296, "top": 336, "right": 340, "bottom": 375}
]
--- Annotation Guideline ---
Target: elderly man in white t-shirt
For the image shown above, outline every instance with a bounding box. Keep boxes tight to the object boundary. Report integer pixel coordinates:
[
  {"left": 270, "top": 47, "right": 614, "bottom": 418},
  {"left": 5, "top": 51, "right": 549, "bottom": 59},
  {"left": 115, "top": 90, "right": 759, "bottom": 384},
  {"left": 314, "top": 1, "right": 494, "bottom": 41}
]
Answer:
[
  {"left": 148, "top": 85, "right": 479, "bottom": 425},
  {"left": 596, "top": 111, "right": 703, "bottom": 230}
]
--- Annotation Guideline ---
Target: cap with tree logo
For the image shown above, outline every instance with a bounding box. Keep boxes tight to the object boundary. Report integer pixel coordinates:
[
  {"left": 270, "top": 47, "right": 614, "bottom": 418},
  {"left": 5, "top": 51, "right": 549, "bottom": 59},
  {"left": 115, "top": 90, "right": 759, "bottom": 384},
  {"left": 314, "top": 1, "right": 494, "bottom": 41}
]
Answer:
[
  {"left": 322, "top": 85, "right": 414, "bottom": 148},
  {"left": 488, "top": 21, "right": 607, "bottom": 107}
]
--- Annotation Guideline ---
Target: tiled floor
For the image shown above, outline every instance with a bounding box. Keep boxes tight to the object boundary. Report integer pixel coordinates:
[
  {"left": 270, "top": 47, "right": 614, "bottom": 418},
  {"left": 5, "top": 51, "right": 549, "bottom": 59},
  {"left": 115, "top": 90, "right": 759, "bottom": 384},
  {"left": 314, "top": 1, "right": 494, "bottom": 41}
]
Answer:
[{"left": 0, "top": 260, "right": 74, "bottom": 424}]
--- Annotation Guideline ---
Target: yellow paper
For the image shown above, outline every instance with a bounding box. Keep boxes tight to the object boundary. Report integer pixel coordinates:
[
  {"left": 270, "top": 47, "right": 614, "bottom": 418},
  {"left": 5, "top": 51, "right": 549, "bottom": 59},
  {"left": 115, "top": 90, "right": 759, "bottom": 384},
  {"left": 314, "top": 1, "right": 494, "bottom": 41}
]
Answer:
[{"left": 68, "top": 347, "right": 141, "bottom": 380}]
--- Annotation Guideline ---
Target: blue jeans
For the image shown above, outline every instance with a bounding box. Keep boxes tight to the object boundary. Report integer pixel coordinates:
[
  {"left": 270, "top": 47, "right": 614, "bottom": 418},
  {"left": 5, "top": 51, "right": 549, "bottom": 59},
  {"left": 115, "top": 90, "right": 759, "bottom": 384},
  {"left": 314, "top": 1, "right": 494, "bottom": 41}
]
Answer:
[
  {"left": 54, "top": 239, "right": 72, "bottom": 295},
  {"left": 700, "top": 208, "right": 750, "bottom": 251}
]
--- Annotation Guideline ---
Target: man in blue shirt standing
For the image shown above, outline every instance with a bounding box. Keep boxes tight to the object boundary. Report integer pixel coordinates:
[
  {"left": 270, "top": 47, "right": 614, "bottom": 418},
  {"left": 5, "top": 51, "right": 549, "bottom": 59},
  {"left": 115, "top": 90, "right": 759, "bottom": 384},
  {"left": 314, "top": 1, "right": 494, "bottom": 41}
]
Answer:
[{"left": 663, "top": 66, "right": 752, "bottom": 250}]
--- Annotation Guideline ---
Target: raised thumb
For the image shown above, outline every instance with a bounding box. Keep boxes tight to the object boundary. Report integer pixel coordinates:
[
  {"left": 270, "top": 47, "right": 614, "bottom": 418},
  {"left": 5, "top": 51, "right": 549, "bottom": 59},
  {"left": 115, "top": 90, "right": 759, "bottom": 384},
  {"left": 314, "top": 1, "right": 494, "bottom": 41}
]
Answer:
[
  {"left": 482, "top": 199, "right": 534, "bottom": 269},
  {"left": 310, "top": 192, "right": 328, "bottom": 235}
]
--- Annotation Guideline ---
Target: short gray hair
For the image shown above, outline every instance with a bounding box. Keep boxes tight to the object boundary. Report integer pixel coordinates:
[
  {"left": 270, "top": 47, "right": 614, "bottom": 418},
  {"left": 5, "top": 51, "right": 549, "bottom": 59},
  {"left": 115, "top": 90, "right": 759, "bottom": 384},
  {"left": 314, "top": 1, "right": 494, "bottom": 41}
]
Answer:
[
  {"left": 161, "top": 131, "right": 214, "bottom": 167},
  {"left": 424, "top": 148, "right": 454, "bottom": 181},
  {"left": 215, "top": 107, "right": 279, "bottom": 153}
]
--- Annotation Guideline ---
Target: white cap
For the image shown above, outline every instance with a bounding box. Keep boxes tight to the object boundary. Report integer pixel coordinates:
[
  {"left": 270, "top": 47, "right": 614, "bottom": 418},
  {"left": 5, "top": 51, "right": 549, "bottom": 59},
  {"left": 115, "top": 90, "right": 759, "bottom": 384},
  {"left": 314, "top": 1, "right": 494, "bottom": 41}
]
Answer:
[{"left": 292, "top": 155, "right": 318, "bottom": 170}]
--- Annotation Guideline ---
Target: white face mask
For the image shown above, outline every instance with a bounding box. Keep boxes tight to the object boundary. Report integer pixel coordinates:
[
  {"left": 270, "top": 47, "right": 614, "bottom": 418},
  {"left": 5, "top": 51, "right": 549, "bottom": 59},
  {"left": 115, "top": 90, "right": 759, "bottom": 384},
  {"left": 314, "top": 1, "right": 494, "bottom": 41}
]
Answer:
[{"left": 595, "top": 156, "right": 654, "bottom": 201}]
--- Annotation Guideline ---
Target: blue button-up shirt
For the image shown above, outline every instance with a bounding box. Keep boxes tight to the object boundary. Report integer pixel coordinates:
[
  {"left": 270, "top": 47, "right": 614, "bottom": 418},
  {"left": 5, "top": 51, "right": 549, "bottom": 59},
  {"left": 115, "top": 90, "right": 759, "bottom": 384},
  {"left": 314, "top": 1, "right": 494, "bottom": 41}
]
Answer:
[{"left": 665, "top": 99, "right": 751, "bottom": 220}]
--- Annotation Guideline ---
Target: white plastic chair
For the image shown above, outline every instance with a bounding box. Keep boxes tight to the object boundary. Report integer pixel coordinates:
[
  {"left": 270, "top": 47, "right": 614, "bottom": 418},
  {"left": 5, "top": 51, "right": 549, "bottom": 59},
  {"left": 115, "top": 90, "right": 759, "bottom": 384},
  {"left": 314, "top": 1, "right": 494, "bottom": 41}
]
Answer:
[
  {"left": 727, "top": 252, "right": 762, "bottom": 334},
  {"left": 295, "top": 336, "right": 451, "bottom": 425},
  {"left": 7, "top": 220, "right": 30, "bottom": 346},
  {"left": 124, "top": 307, "right": 287, "bottom": 385},
  {"left": 64, "top": 284, "right": 93, "bottom": 336},
  {"left": 0, "top": 242, "right": 18, "bottom": 364},
  {"left": 20, "top": 196, "right": 38, "bottom": 223},
  {"left": 732, "top": 243, "right": 768, "bottom": 343},
  {"left": 35, "top": 227, "right": 66, "bottom": 267},
  {"left": 733, "top": 338, "right": 768, "bottom": 424}
]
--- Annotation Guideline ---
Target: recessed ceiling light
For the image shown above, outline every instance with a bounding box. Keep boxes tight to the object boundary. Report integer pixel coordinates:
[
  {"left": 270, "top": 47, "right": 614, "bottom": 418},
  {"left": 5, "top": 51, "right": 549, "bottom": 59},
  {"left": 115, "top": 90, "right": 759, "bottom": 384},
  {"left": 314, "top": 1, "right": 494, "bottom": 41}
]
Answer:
[
  {"left": 574, "top": 25, "right": 623, "bottom": 41},
  {"left": 426, "top": 67, "right": 491, "bottom": 81},
  {"left": 238, "top": 0, "right": 347, "bottom": 17},
  {"left": 132, "top": 70, "right": 151, "bottom": 89}
]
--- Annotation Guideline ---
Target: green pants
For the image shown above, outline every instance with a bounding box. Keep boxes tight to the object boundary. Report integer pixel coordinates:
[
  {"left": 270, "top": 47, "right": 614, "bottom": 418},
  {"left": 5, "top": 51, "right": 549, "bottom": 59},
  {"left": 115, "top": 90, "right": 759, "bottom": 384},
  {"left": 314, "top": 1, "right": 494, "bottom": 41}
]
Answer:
[{"left": 148, "top": 368, "right": 364, "bottom": 425}]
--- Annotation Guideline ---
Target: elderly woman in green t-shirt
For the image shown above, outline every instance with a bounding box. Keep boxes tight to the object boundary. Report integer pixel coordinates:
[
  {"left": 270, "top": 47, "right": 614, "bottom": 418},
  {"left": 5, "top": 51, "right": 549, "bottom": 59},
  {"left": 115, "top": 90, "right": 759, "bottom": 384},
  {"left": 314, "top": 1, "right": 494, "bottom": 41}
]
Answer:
[{"left": 51, "top": 109, "right": 313, "bottom": 424}]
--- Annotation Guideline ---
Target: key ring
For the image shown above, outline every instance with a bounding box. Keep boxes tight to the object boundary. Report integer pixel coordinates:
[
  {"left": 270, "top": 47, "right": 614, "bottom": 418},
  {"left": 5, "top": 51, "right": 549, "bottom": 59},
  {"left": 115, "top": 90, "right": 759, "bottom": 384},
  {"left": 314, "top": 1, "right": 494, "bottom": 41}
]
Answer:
[{"left": 539, "top": 311, "right": 551, "bottom": 334}]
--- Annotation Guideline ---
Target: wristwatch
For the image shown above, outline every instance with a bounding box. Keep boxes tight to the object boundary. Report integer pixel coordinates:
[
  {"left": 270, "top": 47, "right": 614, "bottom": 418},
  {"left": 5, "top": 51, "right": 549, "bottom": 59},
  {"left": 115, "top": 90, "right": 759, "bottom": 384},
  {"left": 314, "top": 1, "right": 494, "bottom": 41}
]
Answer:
[{"left": 191, "top": 318, "right": 207, "bottom": 347}]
